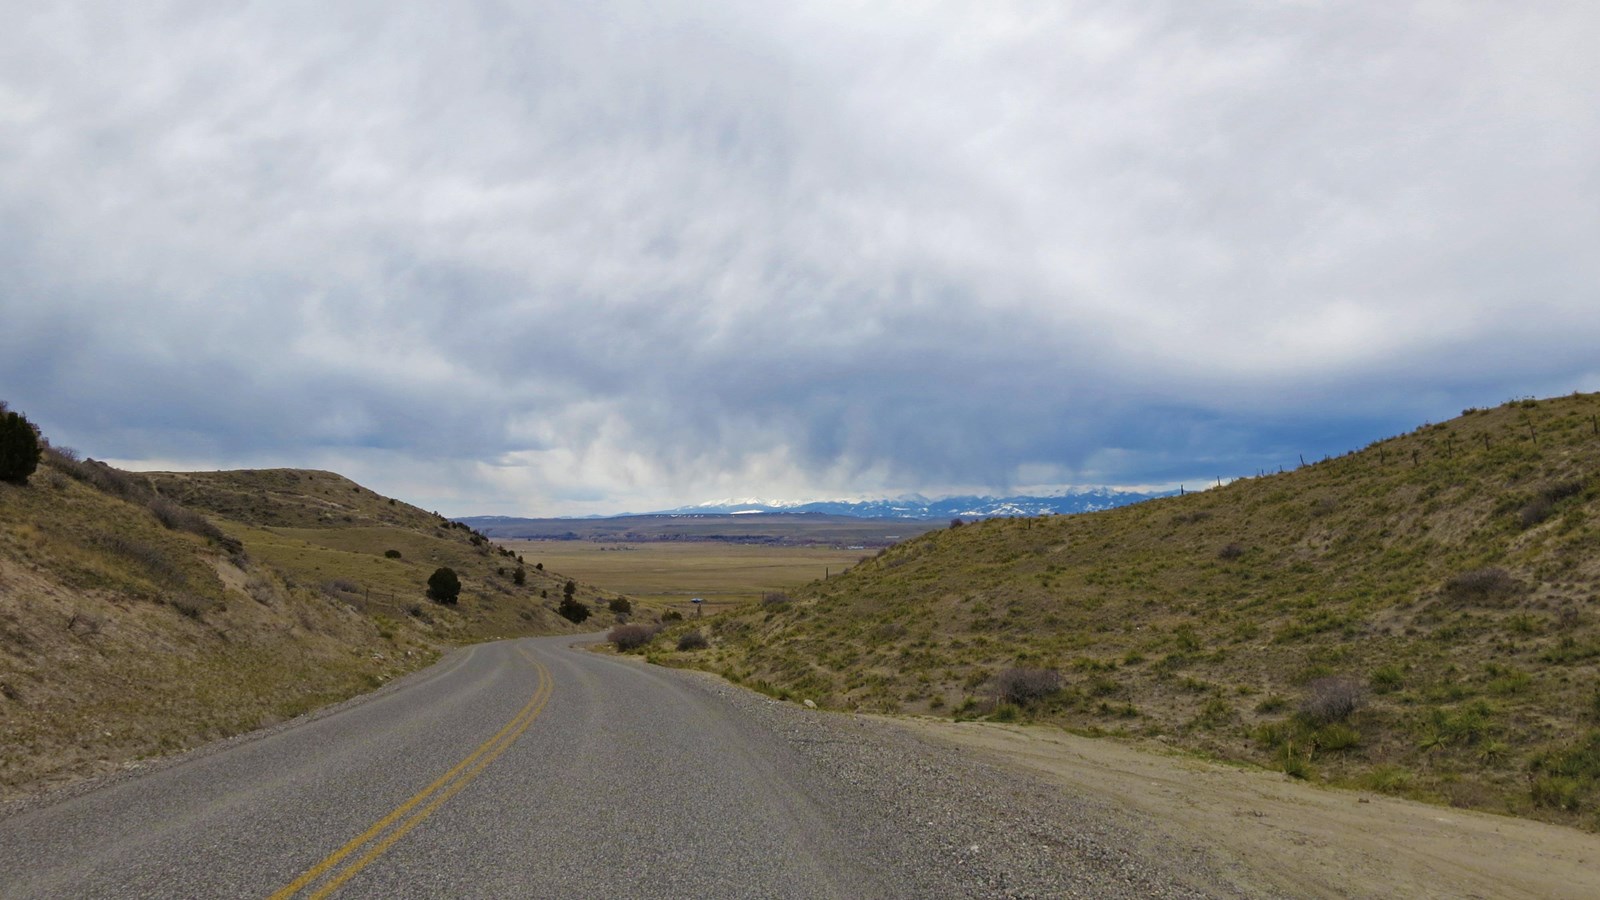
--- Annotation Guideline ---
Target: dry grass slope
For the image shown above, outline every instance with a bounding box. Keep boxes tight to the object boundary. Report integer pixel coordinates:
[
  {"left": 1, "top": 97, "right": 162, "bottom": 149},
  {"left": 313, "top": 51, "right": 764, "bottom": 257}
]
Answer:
[
  {"left": 0, "top": 449, "right": 592, "bottom": 801},
  {"left": 645, "top": 392, "right": 1600, "bottom": 829}
]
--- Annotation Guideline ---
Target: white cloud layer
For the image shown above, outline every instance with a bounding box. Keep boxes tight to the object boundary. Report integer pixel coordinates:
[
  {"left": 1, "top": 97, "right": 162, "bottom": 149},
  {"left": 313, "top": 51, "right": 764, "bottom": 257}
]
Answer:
[{"left": 4, "top": 1, "right": 1598, "bottom": 514}]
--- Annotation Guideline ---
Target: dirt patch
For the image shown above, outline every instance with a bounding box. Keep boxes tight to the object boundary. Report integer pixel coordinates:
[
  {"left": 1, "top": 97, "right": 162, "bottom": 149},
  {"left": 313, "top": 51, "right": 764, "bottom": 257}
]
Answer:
[{"left": 893, "top": 719, "right": 1600, "bottom": 899}]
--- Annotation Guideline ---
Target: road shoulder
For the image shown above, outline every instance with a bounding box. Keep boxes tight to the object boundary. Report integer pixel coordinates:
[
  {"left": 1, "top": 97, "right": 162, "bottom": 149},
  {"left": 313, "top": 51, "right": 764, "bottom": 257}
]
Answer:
[{"left": 892, "top": 718, "right": 1600, "bottom": 900}]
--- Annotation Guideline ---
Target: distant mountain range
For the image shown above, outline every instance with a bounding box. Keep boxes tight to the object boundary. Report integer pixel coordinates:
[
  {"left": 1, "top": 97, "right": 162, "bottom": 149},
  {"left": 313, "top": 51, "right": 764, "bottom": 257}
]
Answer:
[
  {"left": 652, "top": 489, "right": 1174, "bottom": 520},
  {"left": 454, "top": 489, "right": 1174, "bottom": 545}
]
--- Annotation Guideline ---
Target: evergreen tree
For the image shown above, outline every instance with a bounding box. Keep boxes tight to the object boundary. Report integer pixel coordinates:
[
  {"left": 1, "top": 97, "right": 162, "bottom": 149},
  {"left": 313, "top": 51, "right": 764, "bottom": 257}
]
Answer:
[
  {"left": 427, "top": 566, "right": 461, "bottom": 604},
  {"left": 0, "top": 407, "right": 42, "bottom": 485},
  {"left": 557, "top": 595, "right": 590, "bottom": 624}
]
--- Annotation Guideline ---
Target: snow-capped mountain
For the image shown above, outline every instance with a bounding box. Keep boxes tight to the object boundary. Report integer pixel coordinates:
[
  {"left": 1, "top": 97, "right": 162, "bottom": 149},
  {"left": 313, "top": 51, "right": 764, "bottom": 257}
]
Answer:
[{"left": 654, "top": 489, "right": 1172, "bottom": 519}]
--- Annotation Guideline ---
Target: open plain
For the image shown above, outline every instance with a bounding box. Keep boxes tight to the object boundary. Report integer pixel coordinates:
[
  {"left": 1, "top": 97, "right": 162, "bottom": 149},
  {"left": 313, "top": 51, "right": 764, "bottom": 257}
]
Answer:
[{"left": 498, "top": 540, "right": 871, "bottom": 614}]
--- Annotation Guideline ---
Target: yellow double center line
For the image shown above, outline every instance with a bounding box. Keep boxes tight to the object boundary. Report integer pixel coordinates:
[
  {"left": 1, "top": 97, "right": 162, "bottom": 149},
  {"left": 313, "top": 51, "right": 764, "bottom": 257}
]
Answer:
[{"left": 269, "top": 650, "right": 553, "bottom": 899}]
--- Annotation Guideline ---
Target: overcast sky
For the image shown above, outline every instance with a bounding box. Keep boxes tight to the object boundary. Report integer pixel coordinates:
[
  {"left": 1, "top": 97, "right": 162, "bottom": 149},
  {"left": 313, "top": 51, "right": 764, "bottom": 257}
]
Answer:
[{"left": 3, "top": 2, "right": 1597, "bottom": 516}]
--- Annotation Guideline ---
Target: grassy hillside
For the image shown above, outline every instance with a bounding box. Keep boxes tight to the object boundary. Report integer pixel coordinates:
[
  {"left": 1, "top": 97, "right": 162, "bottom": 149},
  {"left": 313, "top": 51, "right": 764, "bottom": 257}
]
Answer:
[
  {"left": 648, "top": 392, "right": 1600, "bottom": 828},
  {"left": 0, "top": 422, "right": 594, "bottom": 800},
  {"left": 143, "top": 469, "right": 600, "bottom": 641}
]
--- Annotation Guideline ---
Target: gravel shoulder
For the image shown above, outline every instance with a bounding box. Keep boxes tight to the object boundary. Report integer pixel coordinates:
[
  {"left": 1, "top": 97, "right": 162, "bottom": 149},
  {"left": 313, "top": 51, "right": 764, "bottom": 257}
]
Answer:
[
  {"left": 620, "top": 656, "right": 1251, "bottom": 899},
  {"left": 888, "top": 718, "right": 1600, "bottom": 900}
]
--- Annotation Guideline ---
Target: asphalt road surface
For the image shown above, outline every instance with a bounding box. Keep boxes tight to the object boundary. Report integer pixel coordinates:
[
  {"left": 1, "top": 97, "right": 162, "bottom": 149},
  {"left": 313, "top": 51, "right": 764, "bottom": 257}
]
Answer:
[{"left": 0, "top": 636, "right": 1232, "bottom": 899}]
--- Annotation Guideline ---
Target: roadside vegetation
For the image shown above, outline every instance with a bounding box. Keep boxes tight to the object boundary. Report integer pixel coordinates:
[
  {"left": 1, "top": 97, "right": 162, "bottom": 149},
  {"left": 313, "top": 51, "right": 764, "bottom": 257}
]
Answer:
[{"left": 634, "top": 392, "right": 1600, "bottom": 830}]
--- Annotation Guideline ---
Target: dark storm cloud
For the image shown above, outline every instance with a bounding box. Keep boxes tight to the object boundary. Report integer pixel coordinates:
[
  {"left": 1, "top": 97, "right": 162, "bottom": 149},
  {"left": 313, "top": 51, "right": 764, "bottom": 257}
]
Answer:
[{"left": 3, "top": 1, "right": 1597, "bottom": 514}]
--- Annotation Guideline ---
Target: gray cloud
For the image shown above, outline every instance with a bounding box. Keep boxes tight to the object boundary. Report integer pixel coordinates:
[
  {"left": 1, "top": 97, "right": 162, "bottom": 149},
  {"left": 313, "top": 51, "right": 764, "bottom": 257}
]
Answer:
[{"left": 4, "top": 1, "right": 1597, "bottom": 514}]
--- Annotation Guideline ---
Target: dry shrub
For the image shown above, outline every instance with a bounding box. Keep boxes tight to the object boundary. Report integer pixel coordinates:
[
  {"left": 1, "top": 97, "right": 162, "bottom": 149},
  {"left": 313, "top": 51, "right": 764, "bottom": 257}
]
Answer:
[
  {"left": 49, "top": 452, "right": 145, "bottom": 499},
  {"left": 1217, "top": 543, "right": 1245, "bottom": 560},
  {"left": 148, "top": 496, "right": 224, "bottom": 541},
  {"left": 761, "top": 591, "right": 792, "bottom": 607},
  {"left": 1298, "top": 676, "right": 1364, "bottom": 725},
  {"left": 246, "top": 575, "right": 278, "bottom": 606},
  {"left": 1442, "top": 567, "right": 1522, "bottom": 607},
  {"left": 609, "top": 623, "right": 656, "bottom": 651},
  {"left": 1519, "top": 496, "right": 1556, "bottom": 528},
  {"left": 168, "top": 593, "right": 219, "bottom": 619},
  {"left": 676, "top": 630, "right": 709, "bottom": 651},
  {"left": 321, "top": 579, "right": 360, "bottom": 596},
  {"left": 994, "top": 667, "right": 1062, "bottom": 705},
  {"left": 93, "top": 533, "right": 185, "bottom": 586},
  {"left": 1518, "top": 480, "right": 1585, "bottom": 528},
  {"left": 67, "top": 611, "right": 104, "bottom": 636}
]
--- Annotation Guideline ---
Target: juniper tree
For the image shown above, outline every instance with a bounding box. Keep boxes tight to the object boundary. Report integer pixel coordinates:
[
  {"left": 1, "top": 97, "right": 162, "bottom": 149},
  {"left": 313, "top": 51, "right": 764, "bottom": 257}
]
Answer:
[{"left": 0, "top": 407, "right": 42, "bottom": 485}]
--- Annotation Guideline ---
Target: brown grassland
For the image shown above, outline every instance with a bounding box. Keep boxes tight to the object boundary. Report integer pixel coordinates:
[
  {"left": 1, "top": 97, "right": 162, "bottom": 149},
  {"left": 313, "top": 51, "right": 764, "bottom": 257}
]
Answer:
[{"left": 497, "top": 540, "right": 869, "bottom": 616}]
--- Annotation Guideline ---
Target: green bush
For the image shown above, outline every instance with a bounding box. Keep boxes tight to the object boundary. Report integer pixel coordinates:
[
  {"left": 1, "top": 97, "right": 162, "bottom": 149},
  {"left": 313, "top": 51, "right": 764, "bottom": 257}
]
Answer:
[
  {"left": 427, "top": 567, "right": 461, "bottom": 605},
  {"left": 0, "top": 408, "right": 42, "bottom": 484}
]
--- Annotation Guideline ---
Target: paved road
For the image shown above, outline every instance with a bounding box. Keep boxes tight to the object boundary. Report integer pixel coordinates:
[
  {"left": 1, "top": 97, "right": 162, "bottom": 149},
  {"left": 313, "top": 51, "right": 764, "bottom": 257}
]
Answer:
[
  {"left": 1, "top": 635, "right": 1235, "bottom": 899},
  {"left": 0, "top": 635, "right": 902, "bottom": 899}
]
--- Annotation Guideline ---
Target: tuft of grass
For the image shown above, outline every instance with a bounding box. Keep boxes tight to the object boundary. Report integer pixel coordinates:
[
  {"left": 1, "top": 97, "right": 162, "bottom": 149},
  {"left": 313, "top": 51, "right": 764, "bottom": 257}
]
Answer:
[
  {"left": 1370, "top": 665, "right": 1404, "bottom": 694},
  {"left": 1529, "top": 730, "right": 1600, "bottom": 811}
]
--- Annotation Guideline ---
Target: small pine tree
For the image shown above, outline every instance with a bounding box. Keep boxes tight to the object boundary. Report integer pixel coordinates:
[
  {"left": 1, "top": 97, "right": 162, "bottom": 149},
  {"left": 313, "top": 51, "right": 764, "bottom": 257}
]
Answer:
[
  {"left": 427, "top": 566, "right": 461, "bottom": 605},
  {"left": 0, "top": 408, "right": 42, "bottom": 485},
  {"left": 608, "top": 596, "right": 632, "bottom": 615},
  {"left": 513, "top": 567, "right": 527, "bottom": 586}
]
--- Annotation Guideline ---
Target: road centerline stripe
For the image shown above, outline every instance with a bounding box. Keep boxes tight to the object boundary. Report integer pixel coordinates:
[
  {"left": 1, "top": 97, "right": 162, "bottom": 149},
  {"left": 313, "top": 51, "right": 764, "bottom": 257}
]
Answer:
[{"left": 268, "top": 650, "right": 552, "bottom": 899}]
